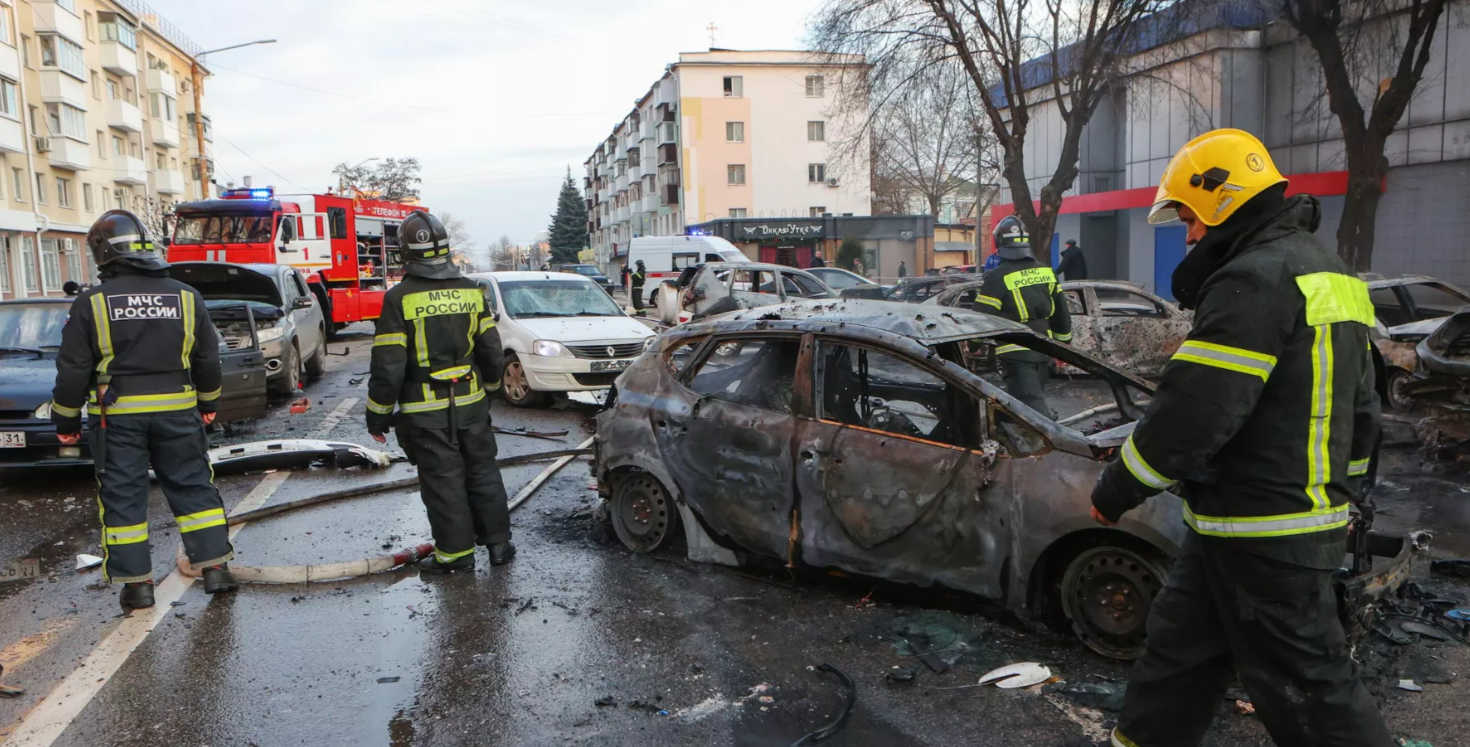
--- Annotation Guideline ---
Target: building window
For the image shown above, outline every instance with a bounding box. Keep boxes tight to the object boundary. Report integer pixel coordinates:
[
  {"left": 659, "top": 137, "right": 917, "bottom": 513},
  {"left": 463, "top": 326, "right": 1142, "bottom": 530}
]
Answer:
[
  {"left": 805, "top": 75, "right": 825, "bottom": 97},
  {"left": 725, "top": 121, "right": 744, "bottom": 143},
  {"left": 727, "top": 164, "right": 746, "bottom": 186},
  {"left": 730, "top": 208, "right": 747, "bottom": 218},
  {"left": 149, "top": 93, "right": 176, "bottom": 121},
  {"left": 113, "top": 187, "right": 130, "bottom": 210},
  {"left": 20, "top": 35, "right": 30, "bottom": 69},
  {"left": 64, "top": 239, "right": 81, "bottom": 282},
  {"left": 723, "top": 76, "right": 743, "bottom": 98},
  {"left": 20, "top": 236, "right": 36, "bottom": 291},
  {"left": 56, "top": 177, "right": 71, "bottom": 208},
  {"left": 34, "top": 174, "right": 46, "bottom": 204},
  {"left": 90, "top": 70, "right": 101, "bottom": 99},
  {"left": 39, "top": 35, "right": 86, "bottom": 80},
  {"left": 810, "top": 207, "right": 827, "bottom": 217},
  {"left": 83, "top": 182, "right": 94, "bottom": 212},
  {"left": 0, "top": 79, "right": 16, "bottom": 118},
  {"left": 808, "top": 163, "right": 827, "bottom": 183},
  {"left": 55, "top": 0, "right": 76, "bottom": 13},
  {"left": 0, "top": 235, "right": 9, "bottom": 293},
  {"left": 98, "top": 13, "right": 137, "bottom": 50},
  {"left": 106, "top": 78, "right": 119, "bottom": 100},
  {"left": 807, "top": 121, "right": 825, "bottom": 142},
  {"left": 40, "top": 238, "right": 61, "bottom": 291},
  {"left": 0, "top": 10, "right": 10, "bottom": 47},
  {"left": 112, "top": 135, "right": 125, "bottom": 156},
  {"left": 11, "top": 168, "right": 23, "bottom": 202},
  {"left": 45, "top": 103, "right": 87, "bottom": 140}
]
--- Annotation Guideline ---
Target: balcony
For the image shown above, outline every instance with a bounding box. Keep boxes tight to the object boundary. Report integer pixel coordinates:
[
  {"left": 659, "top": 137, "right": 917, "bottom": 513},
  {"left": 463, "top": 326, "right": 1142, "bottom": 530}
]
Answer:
[
  {"left": 114, "top": 155, "right": 147, "bottom": 185},
  {"left": 662, "top": 185, "right": 680, "bottom": 205},
  {"left": 0, "top": 117, "right": 23, "bottom": 154},
  {"left": 107, "top": 98, "right": 143, "bottom": 132},
  {"left": 0, "top": 43, "right": 18, "bottom": 83},
  {"left": 151, "top": 118, "right": 180, "bottom": 148},
  {"left": 153, "top": 168, "right": 185, "bottom": 195},
  {"left": 43, "top": 136, "right": 89, "bottom": 171},
  {"left": 658, "top": 122, "right": 677, "bottom": 144},
  {"left": 101, "top": 42, "right": 137, "bottom": 77},
  {"left": 657, "top": 143, "right": 678, "bottom": 165},
  {"left": 146, "top": 68, "right": 177, "bottom": 95},
  {"left": 656, "top": 100, "right": 676, "bottom": 122},
  {"left": 33, "top": 3, "right": 85, "bottom": 45},
  {"left": 39, "top": 70, "right": 88, "bottom": 109}
]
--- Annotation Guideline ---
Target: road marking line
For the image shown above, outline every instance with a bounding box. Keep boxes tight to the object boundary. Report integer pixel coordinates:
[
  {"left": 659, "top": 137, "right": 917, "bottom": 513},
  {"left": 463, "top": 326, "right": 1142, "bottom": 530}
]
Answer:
[
  {"left": 3, "top": 472, "right": 290, "bottom": 747},
  {"left": 0, "top": 397, "right": 358, "bottom": 747}
]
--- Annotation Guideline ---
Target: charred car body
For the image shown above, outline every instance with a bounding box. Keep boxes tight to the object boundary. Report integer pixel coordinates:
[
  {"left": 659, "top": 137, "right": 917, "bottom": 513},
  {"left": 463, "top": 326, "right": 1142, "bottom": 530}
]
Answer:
[
  {"left": 595, "top": 300, "right": 1422, "bottom": 658},
  {"left": 1364, "top": 274, "right": 1470, "bottom": 411},
  {"left": 655, "top": 261, "right": 834, "bottom": 326}
]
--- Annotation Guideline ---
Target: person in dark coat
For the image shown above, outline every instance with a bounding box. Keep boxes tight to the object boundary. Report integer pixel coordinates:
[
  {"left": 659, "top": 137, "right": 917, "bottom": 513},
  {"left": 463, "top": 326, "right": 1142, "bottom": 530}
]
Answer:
[
  {"left": 897, "top": 261, "right": 908, "bottom": 278},
  {"left": 1055, "top": 239, "right": 1088, "bottom": 280},
  {"left": 810, "top": 251, "right": 826, "bottom": 268}
]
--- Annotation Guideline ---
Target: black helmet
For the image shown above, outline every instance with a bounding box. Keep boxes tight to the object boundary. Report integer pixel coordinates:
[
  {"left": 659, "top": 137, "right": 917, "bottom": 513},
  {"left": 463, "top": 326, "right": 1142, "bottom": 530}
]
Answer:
[
  {"left": 87, "top": 210, "right": 167, "bottom": 271},
  {"left": 399, "top": 211, "right": 451, "bottom": 264},
  {"left": 992, "top": 215, "right": 1029, "bottom": 253}
]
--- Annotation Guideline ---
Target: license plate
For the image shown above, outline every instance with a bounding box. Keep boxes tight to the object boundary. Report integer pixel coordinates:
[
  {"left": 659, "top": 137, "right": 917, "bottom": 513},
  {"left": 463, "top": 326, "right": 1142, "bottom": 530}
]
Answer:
[
  {"left": 0, "top": 559, "right": 40, "bottom": 582},
  {"left": 590, "top": 360, "right": 633, "bottom": 373},
  {"left": 0, "top": 432, "right": 24, "bottom": 448}
]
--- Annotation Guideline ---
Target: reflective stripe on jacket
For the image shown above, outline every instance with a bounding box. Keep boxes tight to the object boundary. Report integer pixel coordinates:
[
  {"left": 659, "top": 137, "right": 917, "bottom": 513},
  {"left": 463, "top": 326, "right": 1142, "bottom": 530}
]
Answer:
[{"left": 975, "top": 253, "right": 1073, "bottom": 361}]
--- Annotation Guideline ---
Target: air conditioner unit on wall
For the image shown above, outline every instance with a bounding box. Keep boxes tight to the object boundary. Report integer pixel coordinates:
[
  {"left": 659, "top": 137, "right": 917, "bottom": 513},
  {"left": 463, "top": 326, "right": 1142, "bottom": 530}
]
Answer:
[
  {"left": 34, "top": 136, "right": 51, "bottom": 153},
  {"left": 826, "top": 177, "right": 840, "bottom": 187}
]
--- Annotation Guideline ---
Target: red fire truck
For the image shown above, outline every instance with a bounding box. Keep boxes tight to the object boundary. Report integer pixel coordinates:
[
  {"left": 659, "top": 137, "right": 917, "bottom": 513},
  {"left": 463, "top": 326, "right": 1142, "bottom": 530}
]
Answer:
[{"left": 167, "top": 187, "right": 428, "bottom": 332}]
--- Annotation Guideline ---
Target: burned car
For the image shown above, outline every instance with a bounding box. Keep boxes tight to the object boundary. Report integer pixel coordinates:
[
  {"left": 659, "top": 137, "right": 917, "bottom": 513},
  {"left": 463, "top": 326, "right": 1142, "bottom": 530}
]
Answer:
[
  {"left": 655, "top": 261, "right": 833, "bottom": 326},
  {"left": 595, "top": 300, "right": 1422, "bottom": 658},
  {"left": 1365, "top": 274, "right": 1470, "bottom": 410},
  {"left": 926, "top": 280, "right": 1192, "bottom": 377}
]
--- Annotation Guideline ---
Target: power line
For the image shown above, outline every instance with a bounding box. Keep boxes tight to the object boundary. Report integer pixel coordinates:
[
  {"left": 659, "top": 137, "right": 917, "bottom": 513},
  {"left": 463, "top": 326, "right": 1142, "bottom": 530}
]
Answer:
[
  {"left": 207, "top": 62, "right": 453, "bottom": 114},
  {"left": 213, "top": 131, "right": 311, "bottom": 192}
]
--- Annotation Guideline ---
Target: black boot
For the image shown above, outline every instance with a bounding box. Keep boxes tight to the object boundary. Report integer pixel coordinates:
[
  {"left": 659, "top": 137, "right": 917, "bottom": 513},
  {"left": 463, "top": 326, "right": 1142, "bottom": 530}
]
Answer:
[
  {"left": 119, "top": 582, "right": 155, "bottom": 610},
  {"left": 416, "top": 554, "right": 475, "bottom": 574},
  {"left": 203, "top": 565, "right": 240, "bottom": 594},
  {"left": 489, "top": 541, "right": 517, "bottom": 566}
]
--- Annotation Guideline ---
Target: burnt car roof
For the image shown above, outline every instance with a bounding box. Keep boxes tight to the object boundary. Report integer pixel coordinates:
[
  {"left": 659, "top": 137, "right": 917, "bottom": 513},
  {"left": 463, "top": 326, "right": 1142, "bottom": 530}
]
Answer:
[
  {"left": 703, "top": 298, "right": 1027, "bottom": 343},
  {"left": 1362, "top": 274, "right": 1451, "bottom": 288}
]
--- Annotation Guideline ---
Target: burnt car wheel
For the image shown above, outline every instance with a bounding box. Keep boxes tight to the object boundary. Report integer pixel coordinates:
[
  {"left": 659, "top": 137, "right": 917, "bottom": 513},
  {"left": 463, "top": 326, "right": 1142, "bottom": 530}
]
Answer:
[
  {"left": 610, "top": 473, "right": 679, "bottom": 553},
  {"left": 1061, "top": 545, "right": 1169, "bottom": 659},
  {"left": 1386, "top": 368, "right": 1416, "bottom": 411}
]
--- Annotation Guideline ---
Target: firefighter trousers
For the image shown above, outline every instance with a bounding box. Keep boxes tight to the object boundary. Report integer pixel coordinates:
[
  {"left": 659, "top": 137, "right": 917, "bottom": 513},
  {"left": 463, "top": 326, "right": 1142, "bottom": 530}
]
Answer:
[
  {"left": 399, "top": 408, "right": 511, "bottom": 563},
  {"left": 998, "top": 358, "right": 1053, "bottom": 420},
  {"left": 91, "top": 411, "right": 233, "bottom": 583},
  {"left": 631, "top": 284, "right": 646, "bottom": 312},
  {"left": 1112, "top": 532, "right": 1392, "bottom": 747}
]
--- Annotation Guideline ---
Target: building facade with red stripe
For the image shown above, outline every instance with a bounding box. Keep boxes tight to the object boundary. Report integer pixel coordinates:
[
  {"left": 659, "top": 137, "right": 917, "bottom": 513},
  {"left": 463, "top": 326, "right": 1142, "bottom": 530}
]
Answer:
[{"left": 988, "top": 3, "right": 1470, "bottom": 297}]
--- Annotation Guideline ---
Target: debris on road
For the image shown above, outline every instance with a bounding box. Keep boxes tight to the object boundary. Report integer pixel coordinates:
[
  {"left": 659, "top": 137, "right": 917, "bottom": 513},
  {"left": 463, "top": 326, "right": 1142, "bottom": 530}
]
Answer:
[
  {"left": 208, "top": 439, "right": 397, "bottom": 475},
  {"left": 0, "top": 664, "right": 22, "bottom": 698},
  {"left": 492, "top": 425, "right": 569, "bottom": 441},
  {"left": 884, "top": 667, "right": 917, "bottom": 684},
  {"left": 1235, "top": 699, "right": 1256, "bottom": 716},
  {"left": 1397, "top": 679, "right": 1424, "bottom": 692},
  {"left": 1430, "top": 559, "right": 1470, "bottom": 578},
  {"left": 791, "top": 664, "right": 855, "bottom": 746},
  {"left": 376, "top": 676, "right": 401, "bottom": 684},
  {"left": 289, "top": 397, "right": 312, "bottom": 414},
  {"left": 594, "top": 696, "right": 617, "bottom": 708},
  {"left": 977, "top": 662, "right": 1053, "bottom": 689},
  {"left": 75, "top": 554, "right": 103, "bottom": 571},
  {"left": 175, "top": 542, "right": 435, "bottom": 584}
]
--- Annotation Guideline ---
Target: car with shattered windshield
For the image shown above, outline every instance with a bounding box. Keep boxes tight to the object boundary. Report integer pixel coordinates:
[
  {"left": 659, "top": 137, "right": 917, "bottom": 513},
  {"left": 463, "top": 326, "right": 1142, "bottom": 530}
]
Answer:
[
  {"left": 926, "top": 279, "right": 1192, "bottom": 377},
  {"left": 594, "top": 300, "right": 1422, "bottom": 658}
]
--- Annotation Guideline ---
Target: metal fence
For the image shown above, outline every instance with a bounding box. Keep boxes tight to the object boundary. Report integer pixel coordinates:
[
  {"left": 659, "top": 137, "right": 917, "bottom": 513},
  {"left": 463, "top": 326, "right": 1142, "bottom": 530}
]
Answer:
[{"left": 110, "top": 0, "right": 204, "bottom": 59}]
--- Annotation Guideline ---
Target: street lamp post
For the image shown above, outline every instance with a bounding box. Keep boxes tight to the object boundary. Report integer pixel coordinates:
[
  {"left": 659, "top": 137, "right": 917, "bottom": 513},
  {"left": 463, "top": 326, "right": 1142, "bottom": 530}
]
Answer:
[{"left": 192, "top": 39, "right": 277, "bottom": 198}]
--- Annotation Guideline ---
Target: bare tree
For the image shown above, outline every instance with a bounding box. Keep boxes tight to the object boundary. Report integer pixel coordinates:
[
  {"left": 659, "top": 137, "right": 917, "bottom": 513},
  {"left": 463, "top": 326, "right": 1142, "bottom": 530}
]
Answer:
[
  {"left": 491, "top": 235, "right": 516, "bottom": 271},
  {"left": 813, "top": 0, "right": 1165, "bottom": 258},
  {"left": 1281, "top": 0, "right": 1449, "bottom": 271},
  {"left": 870, "top": 62, "right": 981, "bottom": 219},
  {"left": 437, "top": 212, "right": 480, "bottom": 269},
  {"left": 332, "top": 158, "right": 423, "bottom": 202}
]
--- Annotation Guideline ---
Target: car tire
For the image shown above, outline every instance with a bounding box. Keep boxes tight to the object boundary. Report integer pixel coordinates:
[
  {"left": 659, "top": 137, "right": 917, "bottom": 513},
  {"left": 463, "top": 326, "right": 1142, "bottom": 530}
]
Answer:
[
  {"left": 609, "top": 472, "right": 680, "bottom": 553},
  {"left": 269, "top": 342, "right": 301, "bottom": 397},
  {"left": 501, "top": 353, "right": 546, "bottom": 407},
  {"left": 1060, "top": 544, "right": 1169, "bottom": 660},
  {"left": 1386, "top": 368, "right": 1416, "bottom": 412},
  {"left": 304, "top": 332, "right": 327, "bottom": 380}
]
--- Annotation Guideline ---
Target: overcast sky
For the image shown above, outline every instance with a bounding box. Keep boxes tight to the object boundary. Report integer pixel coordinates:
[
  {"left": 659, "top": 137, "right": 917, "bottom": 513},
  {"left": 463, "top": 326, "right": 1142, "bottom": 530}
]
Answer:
[{"left": 146, "top": 0, "right": 824, "bottom": 256}]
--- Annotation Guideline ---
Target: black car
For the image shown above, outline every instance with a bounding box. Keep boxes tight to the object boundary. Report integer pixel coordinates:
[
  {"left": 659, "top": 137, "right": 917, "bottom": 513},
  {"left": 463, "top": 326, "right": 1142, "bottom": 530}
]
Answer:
[
  {"left": 0, "top": 297, "right": 269, "bottom": 468},
  {"left": 557, "top": 264, "right": 616, "bottom": 295},
  {"left": 856, "top": 273, "right": 984, "bottom": 304}
]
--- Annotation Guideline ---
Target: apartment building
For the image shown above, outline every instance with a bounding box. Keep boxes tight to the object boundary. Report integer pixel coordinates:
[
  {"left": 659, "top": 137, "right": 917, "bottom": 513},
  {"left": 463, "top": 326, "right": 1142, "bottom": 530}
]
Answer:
[
  {"left": 990, "top": 0, "right": 1470, "bottom": 295},
  {"left": 0, "top": 0, "right": 213, "bottom": 300},
  {"left": 582, "top": 49, "right": 871, "bottom": 271}
]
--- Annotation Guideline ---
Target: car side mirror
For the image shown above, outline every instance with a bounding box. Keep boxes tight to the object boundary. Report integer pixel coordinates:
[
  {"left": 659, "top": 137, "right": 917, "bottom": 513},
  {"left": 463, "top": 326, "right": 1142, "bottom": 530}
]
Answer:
[
  {"left": 161, "top": 237, "right": 172, "bottom": 248},
  {"left": 292, "top": 296, "right": 313, "bottom": 310},
  {"left": 493, "top": 311, "right": 501, "bottom": 323}
]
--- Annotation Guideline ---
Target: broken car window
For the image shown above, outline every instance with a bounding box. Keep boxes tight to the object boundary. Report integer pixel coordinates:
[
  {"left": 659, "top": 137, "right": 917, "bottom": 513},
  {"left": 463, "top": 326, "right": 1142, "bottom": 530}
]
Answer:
[
  {"left": 731, "top": 270, "right": 777, "bottom": 295},
  {"left": 1370, "top": 288, "right": 1408, "bottom": 327},
  {"left": 687, "top": 337, "right": 801, "bottom": 414},
  {"left": 816, "top": 342, "right": 979, "bottom": 449},
  {"left": 1095, "top": 288, "right": 1165, "bottom": 318},
  {"left": 1063, "top": 289, "right": 1085, "bottom": 315},
  {"left": 1404, "top": 283, "right": 1470, "bottom": 321},
  {"left": 665, "top": 335, "right": 706, "bottom": 375}
]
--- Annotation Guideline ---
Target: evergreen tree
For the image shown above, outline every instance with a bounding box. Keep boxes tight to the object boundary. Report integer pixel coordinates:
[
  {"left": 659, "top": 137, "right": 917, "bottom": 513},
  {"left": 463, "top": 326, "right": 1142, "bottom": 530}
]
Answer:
[{"left": 547, "top": 168, "right": 589, "bottom": 265}]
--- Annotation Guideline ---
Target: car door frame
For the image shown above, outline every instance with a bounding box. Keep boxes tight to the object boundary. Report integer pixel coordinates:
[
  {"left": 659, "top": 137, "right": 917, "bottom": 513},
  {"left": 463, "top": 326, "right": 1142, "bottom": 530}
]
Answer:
[
  {"left": 1087, "top": 284, "right": 1189, "bottom": 375},
  {"left": 212, "top": 301, "right": 269, "bottom": 423},
  {"left": 285, "top": 268, "right": 322, "bottom": 355}
]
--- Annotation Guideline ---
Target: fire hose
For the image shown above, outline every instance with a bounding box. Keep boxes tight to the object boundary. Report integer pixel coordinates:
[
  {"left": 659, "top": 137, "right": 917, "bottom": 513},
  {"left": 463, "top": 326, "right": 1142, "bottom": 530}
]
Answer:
[{"left": 175, "top": 439, "right": 593, "bottom": 583}]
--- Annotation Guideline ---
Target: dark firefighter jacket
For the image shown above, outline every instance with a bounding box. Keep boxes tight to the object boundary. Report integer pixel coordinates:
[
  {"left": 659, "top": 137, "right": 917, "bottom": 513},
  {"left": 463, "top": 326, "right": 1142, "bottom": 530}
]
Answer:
[
  {"left": 630, "top": 268, "right": 646, "bottom": 290},
  {"left": 1092, "top": 193, "right": 1378, "bottom": 564},
  {"left": 51, "top": 267, "right": 222, "bottom": 434},
  {"left": 975, "top": 248, "right": 1073, "bottom": 363},
  {"left": 366, "top": 273, "right": 503, "bottom": 432}
]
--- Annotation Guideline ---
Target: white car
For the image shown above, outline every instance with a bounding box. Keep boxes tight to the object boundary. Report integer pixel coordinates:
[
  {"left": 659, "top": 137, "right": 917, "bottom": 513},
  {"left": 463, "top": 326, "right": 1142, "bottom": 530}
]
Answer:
[{"left": 467, "top": 271, "right": 657, "bottom": 407}]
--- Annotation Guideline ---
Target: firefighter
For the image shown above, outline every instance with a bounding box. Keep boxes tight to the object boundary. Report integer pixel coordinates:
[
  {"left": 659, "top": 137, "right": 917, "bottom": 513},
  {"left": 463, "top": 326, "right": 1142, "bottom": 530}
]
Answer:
[
  {"left": 365, "top": 211, "right": 514, "bottom": 573},
  {"left": 973, "top": 216, "right": 1072, "bottom": 418},
  {"left": 51, "top": 210, "right": 238, "bottom": 610},
  {"left": 630, "top": 259, "right": 647, "bottom": 315},
  {"left": 1090, "top": 129, "right": 1388, "bottom": 747}
]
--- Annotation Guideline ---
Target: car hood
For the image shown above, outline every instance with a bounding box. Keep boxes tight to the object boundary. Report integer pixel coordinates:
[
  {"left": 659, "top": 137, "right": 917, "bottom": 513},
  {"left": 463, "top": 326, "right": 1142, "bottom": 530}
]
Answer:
[
  {"left": 1386, "top": 317, "right": 1447, "bottom": 339},
  {"left": 170, "top": 262, "right": 284, "bottom": 307},
  {"left": 510, "top": 315, "right": 654, "bottom": 343},
  {"left": 0, "top": 355, "right": 61, "bottom": 412}
]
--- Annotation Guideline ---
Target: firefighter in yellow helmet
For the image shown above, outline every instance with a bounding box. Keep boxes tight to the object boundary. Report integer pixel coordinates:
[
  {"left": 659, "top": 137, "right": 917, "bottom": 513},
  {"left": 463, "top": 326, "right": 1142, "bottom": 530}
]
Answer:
[{"left": 1090, "top": 129, "right": 1389, "bottom": 747}]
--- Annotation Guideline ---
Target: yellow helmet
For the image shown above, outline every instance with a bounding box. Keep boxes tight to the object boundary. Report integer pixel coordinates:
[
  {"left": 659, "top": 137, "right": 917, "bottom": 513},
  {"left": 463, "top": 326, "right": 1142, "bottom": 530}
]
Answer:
[{"left": 1148, "top": 128, "right": 1286, "bottom": 226}]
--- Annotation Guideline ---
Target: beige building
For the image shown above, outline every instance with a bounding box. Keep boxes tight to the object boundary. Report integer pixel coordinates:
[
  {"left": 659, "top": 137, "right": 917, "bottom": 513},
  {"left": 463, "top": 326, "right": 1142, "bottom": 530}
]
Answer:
[
  {"left": 583, "top": 49, "right": 871, "bottom": 271},
  {"left": 0, "top": 0, "right": 212, "bottom": 300}
]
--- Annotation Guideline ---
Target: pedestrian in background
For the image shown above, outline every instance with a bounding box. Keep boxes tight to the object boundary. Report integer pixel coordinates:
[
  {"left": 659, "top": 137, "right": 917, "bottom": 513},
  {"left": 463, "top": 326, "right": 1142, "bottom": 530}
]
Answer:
[
  {"left": 811, "top": 251, "right": 827, "bottom": 268},
  {"left": 1056, "top": 239, "right": 1089, "bottom": 280},
  {"left": 630, "top": 260, "right": 647, "bottom": 315},
  {"left": 898, "top": 261, "right": 908, "bottom": 278}
]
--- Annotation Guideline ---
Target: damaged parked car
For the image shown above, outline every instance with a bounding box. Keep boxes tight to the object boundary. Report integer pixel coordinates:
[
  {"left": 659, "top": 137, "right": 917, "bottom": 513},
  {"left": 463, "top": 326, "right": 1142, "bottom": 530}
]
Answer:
[
  {"left": 926, "top": 280, "right": 1192, "bottom": 377},
  {"left": 655, "top": 261, "right": 834, "bottom": 326},
  {"left": 595, "top": 300, "right": 1422, "bottom": 658},
  {"left": 1365, "top": 274, "right": 1470, "bottom": 410}
]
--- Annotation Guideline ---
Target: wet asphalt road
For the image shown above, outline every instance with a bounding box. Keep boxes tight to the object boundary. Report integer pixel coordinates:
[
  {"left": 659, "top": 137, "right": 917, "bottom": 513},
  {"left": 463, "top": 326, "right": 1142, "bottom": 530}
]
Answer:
[{"left": 1, "top": 327, "right": 1469, "bottom": 746}]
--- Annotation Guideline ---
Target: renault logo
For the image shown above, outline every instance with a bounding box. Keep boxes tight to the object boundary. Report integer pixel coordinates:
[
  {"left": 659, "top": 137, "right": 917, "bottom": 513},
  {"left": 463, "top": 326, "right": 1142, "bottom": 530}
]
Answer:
[{"left": 606, "top": 346, "right": 616, "bottom": 358}]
